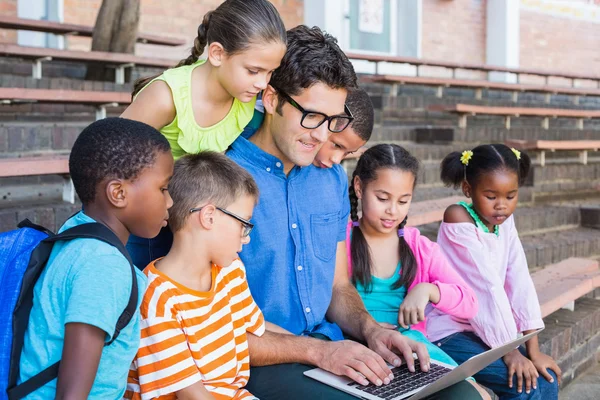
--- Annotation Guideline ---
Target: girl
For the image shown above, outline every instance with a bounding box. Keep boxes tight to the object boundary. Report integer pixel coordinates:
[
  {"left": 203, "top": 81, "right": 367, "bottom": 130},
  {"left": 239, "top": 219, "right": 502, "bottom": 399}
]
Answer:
[
  {"left": 122, "top": 0, "right": 287, "bottom": 267},
  {"left": 429, "top": 144, "right": 561, "bottom": 400},
  {"left": 347, "top": 144, "right": 487, "bottom": 400}
]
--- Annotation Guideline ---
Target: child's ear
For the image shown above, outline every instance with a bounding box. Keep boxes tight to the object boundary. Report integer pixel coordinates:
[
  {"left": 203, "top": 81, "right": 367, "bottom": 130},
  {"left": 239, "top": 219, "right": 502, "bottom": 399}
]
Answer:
[
  {"left": 207, "top": 42, "right": 225, "bottom": 67},
  {"left": 353, "top": 176, "right": 363, "bottom": 199},
  {"left": 105, "top": 180, "right": 127, "bottom": 208},
  {"left": 262, "top": 85, "right": 278, "bottom": 116},
  {"left": 197, "top": 205, "right": 216, "bottom": 230},
  {"left": 461, "top": 180, "right": 472, "bottom": 198}
]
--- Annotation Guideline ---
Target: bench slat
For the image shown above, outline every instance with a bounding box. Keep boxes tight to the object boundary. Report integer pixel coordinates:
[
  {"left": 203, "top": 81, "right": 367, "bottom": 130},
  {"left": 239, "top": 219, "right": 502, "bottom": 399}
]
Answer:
[
  {"left": 0, "top": 156, "right": 69, "bottom": 177},
  {"left": 0, "top": 88, "right": 131, "bottom": 104},
  {"left": 532, "top": 258, "right": 600, "bottom": 318},
  {"left": 431, "top": 103, "right": 600, "bottom": 118},
  {"left": 366, "top": 75, "right": 600, "bottom": 97},
  {"left": 0, "top": 16, "right": 185, "bottom": 46},
  {"left": 0, "top": 43, "right": 174, "bottom": 69},
  {"left": 406, "top": 196, "right": 464, "bottom": 227},
  {"left": 506, "top": 139, "right": 600, "bottom": 151}
]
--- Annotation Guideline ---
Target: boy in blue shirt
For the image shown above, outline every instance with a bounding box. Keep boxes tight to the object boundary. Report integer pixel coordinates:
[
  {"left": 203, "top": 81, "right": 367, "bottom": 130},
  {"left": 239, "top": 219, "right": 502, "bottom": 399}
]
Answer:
[{"left": 18, "top": 118, "right": 174, "bottom": 399}]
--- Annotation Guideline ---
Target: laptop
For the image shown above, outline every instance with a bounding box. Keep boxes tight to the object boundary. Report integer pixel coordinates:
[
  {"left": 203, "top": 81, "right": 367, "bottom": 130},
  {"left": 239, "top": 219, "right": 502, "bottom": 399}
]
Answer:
[{"left": 304, "top": 329, "right": 542, "bottom": 400}]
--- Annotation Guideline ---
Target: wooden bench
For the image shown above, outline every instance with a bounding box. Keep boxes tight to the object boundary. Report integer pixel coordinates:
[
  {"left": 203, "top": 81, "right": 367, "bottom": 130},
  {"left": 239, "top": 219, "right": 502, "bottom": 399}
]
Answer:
[
  {"left": 364, "top": 74, "right": 600, "bottom": 105},
  {"left": 0, "top": 156, "right": 73, "bottom": 203},
  {"left": 0, "top": 87, "right": 131, "bottom": 119},
  {"left": 506, "top": 139, "right": 600, "bottom": 166},
  {"left": 429, "top": 103, "right": 600, "bottom": 130},
  {"left": 532, "top": 258, "right": 600, "bottom": 317},
  {"left": 0, "top": 44, "right": 174, "bottom": 84},
  {"left": 0, "top": 15, "right": 185, "bottom": 46},
  {"left": 346, "top": 52, "right": 600, "bottom": 87}
]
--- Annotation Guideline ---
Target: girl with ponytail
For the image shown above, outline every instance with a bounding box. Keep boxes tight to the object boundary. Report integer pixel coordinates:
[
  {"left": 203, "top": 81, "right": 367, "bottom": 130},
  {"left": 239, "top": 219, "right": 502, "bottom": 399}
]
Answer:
[
  {"left": 123, "top": 0, "right": 286, "bottom": 268},
  {"left": 347, "top": 144, "right": 486, "bottom": 399},
  {"left": 121, "top": 0, "right": 286, "bottom": 159},
  {"left": 431, "top": 144, "right": 560, "bottom": 400}
]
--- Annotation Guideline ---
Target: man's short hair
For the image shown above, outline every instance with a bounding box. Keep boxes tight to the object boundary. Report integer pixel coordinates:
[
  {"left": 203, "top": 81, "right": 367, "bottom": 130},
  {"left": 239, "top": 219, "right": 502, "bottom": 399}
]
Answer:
[
  {"left": 168, "top": 152, "right": 259, "bottom": 233},
  {"left": 270, "top": 25, "right": 357, "bottom": 104},
  {"left": 346, "top": 88, "right": 374, "bottom": 142},
  {"left": 69, "top": 117, "right": 171, "bottom": 205}
]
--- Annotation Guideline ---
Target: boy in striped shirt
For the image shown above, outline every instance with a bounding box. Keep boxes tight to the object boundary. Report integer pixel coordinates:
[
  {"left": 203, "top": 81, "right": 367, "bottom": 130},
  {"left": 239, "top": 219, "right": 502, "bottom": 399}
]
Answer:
[{"left": 125, "top": 152, "right": 265, "bottom": 400}]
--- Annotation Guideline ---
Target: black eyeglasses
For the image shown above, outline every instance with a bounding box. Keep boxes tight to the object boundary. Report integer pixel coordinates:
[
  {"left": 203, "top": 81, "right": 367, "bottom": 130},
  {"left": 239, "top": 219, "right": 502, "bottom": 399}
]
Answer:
[
  {"left": 189, "top": 206, "right": 254, "bottom": 237},
  {"left": 273, "top": 86, "right": 354, "bottom": 133}
]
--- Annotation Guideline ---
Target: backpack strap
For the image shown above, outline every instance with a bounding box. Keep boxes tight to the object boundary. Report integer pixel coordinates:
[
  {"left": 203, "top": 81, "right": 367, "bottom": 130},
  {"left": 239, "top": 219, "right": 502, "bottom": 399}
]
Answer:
[{"left": 7, "top": 222, "right": 138, "bottom": 400}]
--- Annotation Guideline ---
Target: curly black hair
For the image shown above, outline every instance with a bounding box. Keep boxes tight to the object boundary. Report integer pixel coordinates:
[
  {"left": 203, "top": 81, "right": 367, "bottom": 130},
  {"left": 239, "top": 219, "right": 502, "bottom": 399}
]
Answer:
[
  {"left": 346, "top": 88, "right": 374, "bottom": 142},
  {"left": 69, "top": 117, "right": 171, "bottom": 204},
  {"left": 270, "top": 25, "right": 357, "bottom": 107}
]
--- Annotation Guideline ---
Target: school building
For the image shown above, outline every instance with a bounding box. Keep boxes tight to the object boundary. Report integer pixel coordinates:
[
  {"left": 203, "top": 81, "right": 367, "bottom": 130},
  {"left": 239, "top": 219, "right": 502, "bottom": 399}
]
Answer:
[{"left": 2, "top": 0, "right": 600, "bottom": 77}]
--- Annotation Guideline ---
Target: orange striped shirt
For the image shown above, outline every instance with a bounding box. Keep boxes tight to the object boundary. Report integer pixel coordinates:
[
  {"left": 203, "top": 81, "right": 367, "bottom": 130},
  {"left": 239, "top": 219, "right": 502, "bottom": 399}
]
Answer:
[{"left": 124, "top": 258, "right": 265, "bottom": 400}]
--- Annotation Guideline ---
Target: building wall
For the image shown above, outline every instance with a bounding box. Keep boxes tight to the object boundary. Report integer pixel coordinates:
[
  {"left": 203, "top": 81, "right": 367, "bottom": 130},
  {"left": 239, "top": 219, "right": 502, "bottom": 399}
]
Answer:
[
  {"left": 421, "top": 0, "right": 487, "bottom": 65},
  {"left": 520, "top": 9, "right": 600, "bottom": 80}
]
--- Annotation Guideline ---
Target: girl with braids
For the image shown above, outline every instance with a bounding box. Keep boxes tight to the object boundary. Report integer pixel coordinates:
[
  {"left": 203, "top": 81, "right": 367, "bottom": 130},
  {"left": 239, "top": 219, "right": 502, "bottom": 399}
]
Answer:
[
  {"left": 347, "top": 144, "right": 487, "bottom": 399},
  {"left": 430, "top": 144, "right": 560, "bottom": 400},
  {"left": 121, "top": 0, "right": 286, "bottom": 159},
  {"left": 123, "top": 0, "right": 286, "bottom": 268}
]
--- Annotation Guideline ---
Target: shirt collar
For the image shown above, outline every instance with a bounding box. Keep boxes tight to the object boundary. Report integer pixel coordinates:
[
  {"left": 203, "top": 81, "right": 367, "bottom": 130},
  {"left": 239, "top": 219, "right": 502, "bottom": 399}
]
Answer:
[{"left": 230, "top": 135, "right": 299, "bottom": 177}]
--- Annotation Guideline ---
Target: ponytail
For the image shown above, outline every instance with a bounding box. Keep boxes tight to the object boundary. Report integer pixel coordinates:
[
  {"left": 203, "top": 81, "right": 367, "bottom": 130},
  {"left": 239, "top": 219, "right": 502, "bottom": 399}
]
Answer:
[{"left": 440, "top": 144, "right": 532, "bottom": 189}]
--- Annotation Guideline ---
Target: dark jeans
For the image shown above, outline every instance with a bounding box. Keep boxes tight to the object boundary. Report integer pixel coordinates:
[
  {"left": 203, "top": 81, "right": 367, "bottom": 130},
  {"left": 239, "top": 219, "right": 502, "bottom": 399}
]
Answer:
[
  {"left": 126, "top": 226, "right": 173, "bottom": 269},
  {"left": 246, "top": 364, "right": 483, "bottom": 400},
  {"left": 438, "top": 332, "right": 559, "bottom": 400}
]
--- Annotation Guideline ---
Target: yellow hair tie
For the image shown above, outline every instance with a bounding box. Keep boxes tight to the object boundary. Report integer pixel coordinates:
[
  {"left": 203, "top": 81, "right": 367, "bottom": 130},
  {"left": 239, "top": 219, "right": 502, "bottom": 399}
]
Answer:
[
  {"left": 511, "top": 147, "right": 521, "bottom": 161},
  {"left": 460, "top": 150, "right": 473, "bottom": 166}
]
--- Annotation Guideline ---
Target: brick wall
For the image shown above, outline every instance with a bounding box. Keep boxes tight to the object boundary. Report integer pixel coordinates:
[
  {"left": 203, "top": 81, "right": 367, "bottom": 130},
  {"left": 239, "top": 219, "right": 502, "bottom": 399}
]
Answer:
[
  {"left": 520, "top": 9, "right": 600, "bottom": 79},
  {"left": 421, "top": 0, "right": 487, "bottom": 65}
]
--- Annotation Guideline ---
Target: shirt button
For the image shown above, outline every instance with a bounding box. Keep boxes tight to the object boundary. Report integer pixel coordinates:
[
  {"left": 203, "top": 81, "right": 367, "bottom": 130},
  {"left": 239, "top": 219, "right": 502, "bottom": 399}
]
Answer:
[
  {"left": 266, "top": 167, "right": 271, "bottom": 172},
  {"left": 305, "top": 307, "right": 311, "bottom": 313},
  {"left": 276, "top": 162, "right": 281, "bottom": 167},
  {"left": 292, "top": 223, "right": 297, "bottom": 229},
  {"left": 297, "top": 265, "right": 303, "bottom": 271}
]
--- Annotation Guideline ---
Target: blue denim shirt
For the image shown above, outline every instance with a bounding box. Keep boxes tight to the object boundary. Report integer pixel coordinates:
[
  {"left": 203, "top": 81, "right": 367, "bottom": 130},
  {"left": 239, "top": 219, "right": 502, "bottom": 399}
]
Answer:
[{"left": 227, "top": 136, "right": 350, "bottom": 340}]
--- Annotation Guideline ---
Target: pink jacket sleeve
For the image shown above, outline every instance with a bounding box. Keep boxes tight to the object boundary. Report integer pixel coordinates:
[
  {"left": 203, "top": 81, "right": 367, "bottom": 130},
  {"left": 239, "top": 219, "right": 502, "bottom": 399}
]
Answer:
[
  {"left": 503, "top": 217, "right": 544, "bottom": 332},
  {"left": 419, "top": 237, "right": 479, "bottom": 320},
  {"left": 437, "top": 222, "right": 519, "bottom": 348}
]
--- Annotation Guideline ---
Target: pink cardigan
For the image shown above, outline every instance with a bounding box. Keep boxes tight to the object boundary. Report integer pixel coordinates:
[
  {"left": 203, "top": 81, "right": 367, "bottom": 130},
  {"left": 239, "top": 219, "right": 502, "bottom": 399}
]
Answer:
[{"left": 346, "top": 222, "right": 478, "bottom": 336}]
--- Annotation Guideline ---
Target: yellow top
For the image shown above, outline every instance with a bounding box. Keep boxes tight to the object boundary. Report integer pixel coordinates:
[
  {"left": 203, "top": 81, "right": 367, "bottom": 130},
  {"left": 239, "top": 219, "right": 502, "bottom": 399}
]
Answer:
[{"left": 137, "top": 59, "right": 256, "bottom": 159}]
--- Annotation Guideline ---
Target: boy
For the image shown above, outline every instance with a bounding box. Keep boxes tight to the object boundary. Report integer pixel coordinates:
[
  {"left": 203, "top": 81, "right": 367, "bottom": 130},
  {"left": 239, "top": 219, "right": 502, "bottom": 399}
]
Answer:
[
  {"left": 18, "top": 118, "right": 174, "bottom": 399},
  {"left": 312, "top": 87, "right": 374, "bottom": 169},
  {"left": 126, "top": 152, "right": 265, "bottom": 400}
]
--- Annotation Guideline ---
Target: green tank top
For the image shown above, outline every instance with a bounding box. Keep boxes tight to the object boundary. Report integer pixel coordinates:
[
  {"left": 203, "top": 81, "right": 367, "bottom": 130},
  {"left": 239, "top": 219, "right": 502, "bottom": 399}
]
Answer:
[{"left": 137, "top": 59, "right": 256, "bottom": 159}]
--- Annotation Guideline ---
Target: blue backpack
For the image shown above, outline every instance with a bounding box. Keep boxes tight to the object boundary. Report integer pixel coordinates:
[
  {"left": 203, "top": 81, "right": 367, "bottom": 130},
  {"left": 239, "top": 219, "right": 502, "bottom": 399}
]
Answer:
[{"left": 0, "top": 219, "right": 137, "bottom": 400}]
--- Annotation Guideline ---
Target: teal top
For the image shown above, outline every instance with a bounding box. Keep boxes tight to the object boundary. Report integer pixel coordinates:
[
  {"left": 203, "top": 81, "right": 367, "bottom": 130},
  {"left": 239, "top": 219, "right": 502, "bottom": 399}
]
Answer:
[
  {"left": 354, "top": 264, "right": 458, "bottom": 367},
  {"left": 457, "top": 201, "right": 499, "bottom": 236},
  {"left": 19, "top": 212, "right": 147, "bottom": 399}
]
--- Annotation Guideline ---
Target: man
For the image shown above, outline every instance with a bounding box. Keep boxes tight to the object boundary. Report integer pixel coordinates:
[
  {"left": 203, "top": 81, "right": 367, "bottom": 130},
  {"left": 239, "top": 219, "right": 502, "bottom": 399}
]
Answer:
[{"left": 228, "top": 25, "right": 481, "bottom": 400}]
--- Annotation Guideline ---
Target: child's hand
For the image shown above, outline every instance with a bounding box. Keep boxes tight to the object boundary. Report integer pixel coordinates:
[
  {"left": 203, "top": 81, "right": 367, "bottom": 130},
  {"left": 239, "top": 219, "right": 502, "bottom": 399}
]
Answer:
[
  {"left": 398, "top": 283, "right": 439, "bottom": 329},
  {"left": 530, "top": 352, "right": 562, "bottom": 385},
  {"left": 503, "top": 349, "right": 539, "bottom": 394}
]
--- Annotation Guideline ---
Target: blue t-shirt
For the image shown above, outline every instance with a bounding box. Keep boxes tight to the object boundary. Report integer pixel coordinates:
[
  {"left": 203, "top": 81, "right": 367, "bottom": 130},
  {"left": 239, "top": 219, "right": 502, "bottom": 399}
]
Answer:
[
  {"left": 18, "top": 212, "right": 147, "bottom": 399},
  {"left": 227, "top": 136, "right": 350, "bottom": 340}
]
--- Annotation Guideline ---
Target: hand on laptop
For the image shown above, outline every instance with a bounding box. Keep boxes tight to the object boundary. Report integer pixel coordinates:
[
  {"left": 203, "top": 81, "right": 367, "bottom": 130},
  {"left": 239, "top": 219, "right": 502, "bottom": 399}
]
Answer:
[
  {"left": 366, "top": 326, "right": 431, "bottom": 374},
  {"left": 503, "top": 349, "right": 539, "bottom": 394},
  {"left": 316, "top": 339, "right": 395, "bottom": 387}
]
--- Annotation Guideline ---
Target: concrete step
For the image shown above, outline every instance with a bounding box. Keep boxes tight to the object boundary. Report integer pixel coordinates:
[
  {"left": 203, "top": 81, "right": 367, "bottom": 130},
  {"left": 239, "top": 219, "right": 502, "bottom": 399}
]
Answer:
[
  {"left": 540, "top": 297, "right": 600, "bottom": 389},
  {"left": 559, "top": 360, "right": 600, "bottom": 400},
  {"left": 0, "top": 121, "right": 89, "bottom": 157},
  {"left": 0, "top": 198, "right": 81, "bottom": 233},
  {"left": 522, "top": 227, "right": 600, "bottom": 269}
]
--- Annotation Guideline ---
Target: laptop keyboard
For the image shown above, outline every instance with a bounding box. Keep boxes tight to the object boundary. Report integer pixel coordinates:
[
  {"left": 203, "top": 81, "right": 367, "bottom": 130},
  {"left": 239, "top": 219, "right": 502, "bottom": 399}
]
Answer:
[{"left": 348, "top": 360, "right": 453, "bottom": 399}]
